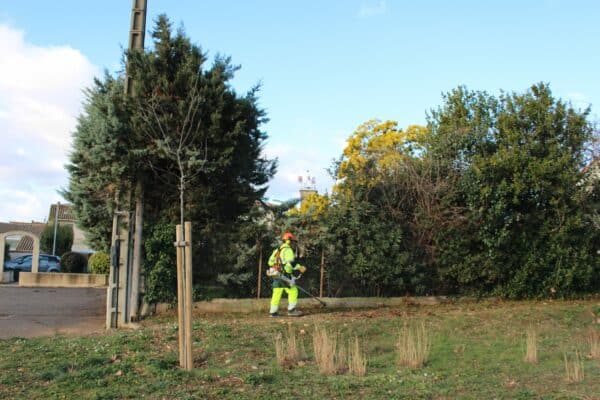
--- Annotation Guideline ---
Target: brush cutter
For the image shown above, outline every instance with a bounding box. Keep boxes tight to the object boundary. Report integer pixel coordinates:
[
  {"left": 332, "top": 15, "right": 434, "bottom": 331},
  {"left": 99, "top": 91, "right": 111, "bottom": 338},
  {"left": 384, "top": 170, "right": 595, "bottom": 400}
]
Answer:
[{"left": 267, "top": 268, "right": 327, "bottom": 307}]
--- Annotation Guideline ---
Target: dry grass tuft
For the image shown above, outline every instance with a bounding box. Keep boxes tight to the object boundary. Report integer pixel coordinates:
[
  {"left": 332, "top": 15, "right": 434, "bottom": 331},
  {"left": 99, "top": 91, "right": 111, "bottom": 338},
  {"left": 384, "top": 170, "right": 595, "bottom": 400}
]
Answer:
[
  {"left": 313, "top": 326, "right": 340, "bottom": 375},
  {"left": 587, "top": 329, "right": 600, "bottom": 359},
  {"left": 348, "top": 337, "right": 367, "bottom": 376},
  {"left": 275, "top": 326, "right": 300, "bottom": 367},
  {"left": 397, "top": 321, "right": 430, "bottom": 369},
  {"left": 336, "top": 340, "right": 348, "bottom": 374},
  {"left": 563, "top": 349, "right": 585, "bottom": 383},
  {"left": 524, "top": 326, "right": 538, "bottom": 364},
  {"left": 313, "top": 326, "right": 337, "bottom": 374}
]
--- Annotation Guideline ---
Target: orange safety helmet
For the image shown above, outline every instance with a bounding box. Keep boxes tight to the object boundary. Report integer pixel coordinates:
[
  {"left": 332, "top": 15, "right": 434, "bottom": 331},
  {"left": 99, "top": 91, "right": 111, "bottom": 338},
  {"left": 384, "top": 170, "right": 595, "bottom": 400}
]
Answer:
[{"left": 281, "top": 232, "right": 296, "bottom": 241}]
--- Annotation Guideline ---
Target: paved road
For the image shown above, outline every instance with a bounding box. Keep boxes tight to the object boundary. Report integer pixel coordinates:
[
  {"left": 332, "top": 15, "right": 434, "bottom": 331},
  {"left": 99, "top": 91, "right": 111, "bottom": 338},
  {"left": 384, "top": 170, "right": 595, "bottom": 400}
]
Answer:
[{"left": 0, "top": 285, "right": 106, "bottom": 339}]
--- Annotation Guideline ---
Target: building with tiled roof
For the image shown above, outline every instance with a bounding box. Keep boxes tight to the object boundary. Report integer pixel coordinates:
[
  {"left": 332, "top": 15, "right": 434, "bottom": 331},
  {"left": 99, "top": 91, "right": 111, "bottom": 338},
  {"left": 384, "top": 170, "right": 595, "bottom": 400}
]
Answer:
[{"left": 0, "top": 221, "right": 45, "bottom": 257}]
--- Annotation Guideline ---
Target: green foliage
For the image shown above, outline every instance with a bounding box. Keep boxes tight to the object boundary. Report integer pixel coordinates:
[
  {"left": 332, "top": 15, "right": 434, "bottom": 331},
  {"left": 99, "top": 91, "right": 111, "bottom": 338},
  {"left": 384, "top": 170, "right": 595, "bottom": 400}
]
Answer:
[
  {"left": 428, "top": 83, "right": 599, "bottom": 298},
  {"left": 60, "top": 251, "right": 87, "bottom": 273},
  {"left": 64, "top": 14, "right": 276, "bottom": 289},
  {"left": 62, "top": 74, "right": 132, "bottom": 252},
  {"left": 214, "top": 202, "right": 275, "bottom": 297},
  {"left": 323, "top": 184, "right": 425, "bottom": 296},
  {"left": 144, "top": 222, "right": 177, "bottom": 304},
  {"left": 40, "top": 224, "right": 73, "bottom": 257},
  {"left": 88, "top": 251, "right": 110, "bottom": 275},
  {"left": 295, "top": 83, "right": 598, "bottom": 299}
]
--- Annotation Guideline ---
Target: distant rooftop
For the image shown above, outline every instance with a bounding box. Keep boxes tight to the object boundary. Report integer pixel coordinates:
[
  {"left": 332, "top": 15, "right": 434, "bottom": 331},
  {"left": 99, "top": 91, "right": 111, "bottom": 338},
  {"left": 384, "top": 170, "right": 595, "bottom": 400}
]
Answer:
[{"left": 48, "top": 203, "right": 76, "bottom": 222}]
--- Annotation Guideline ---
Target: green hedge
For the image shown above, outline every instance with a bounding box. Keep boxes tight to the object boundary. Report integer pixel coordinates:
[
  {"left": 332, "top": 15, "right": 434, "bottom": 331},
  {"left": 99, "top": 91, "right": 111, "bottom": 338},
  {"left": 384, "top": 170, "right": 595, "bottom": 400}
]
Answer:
[
  {"left": 60, "top": 252, "right": 87, "bottom": 273},
  {"left": 88, "top": 251, "right": 110, "bottom": 274}
]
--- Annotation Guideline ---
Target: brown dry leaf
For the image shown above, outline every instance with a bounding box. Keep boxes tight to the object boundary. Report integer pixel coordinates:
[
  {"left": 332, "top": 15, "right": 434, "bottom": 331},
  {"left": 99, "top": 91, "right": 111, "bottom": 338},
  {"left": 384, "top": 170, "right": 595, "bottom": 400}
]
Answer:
[
  {"left": 297, "top": 360, "right": 307, "bottom": 367},
  {"left": 504, "top": 379, "right": 518, "bottom": 389},
  {"left": 115, "top": 370, "right": 123, "bottom": 377}
]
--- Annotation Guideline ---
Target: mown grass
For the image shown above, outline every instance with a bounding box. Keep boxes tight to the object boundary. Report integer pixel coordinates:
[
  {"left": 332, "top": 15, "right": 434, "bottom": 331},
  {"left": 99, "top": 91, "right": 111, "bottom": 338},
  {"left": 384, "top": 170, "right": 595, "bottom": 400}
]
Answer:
[{"left": 0, "top": 299, "right": 599, "bottom": 399}]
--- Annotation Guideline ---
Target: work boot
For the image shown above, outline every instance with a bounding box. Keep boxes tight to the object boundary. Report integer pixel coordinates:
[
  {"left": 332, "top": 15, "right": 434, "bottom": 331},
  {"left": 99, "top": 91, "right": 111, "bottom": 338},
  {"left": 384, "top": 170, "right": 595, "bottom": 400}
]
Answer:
[
  {"left": 269, "top": 312, "right": 280, "bottom": 318},
  {"left": 287, "top": 309, "right": 303, "bottom": 317}
]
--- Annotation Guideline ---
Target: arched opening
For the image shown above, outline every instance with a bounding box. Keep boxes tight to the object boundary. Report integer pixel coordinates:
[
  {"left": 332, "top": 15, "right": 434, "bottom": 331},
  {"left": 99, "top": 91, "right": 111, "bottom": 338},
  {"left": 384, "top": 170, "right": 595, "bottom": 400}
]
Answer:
[{"left": 0, "top": 231, "right": 41, "bottom": 282}]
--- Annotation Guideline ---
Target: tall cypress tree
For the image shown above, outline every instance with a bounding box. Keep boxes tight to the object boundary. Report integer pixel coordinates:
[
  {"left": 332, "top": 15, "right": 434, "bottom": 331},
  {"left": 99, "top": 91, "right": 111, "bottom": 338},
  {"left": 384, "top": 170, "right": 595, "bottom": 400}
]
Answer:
[{"left": 65, "top": 15, "right": 276, "bottom": 290}]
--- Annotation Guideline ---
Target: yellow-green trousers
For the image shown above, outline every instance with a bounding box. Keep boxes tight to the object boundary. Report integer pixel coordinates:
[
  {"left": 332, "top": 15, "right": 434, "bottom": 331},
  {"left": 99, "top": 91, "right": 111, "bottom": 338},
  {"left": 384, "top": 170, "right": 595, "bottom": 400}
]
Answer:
[{"left": 270, "top": 286, "right": 298, "bottom": 314}]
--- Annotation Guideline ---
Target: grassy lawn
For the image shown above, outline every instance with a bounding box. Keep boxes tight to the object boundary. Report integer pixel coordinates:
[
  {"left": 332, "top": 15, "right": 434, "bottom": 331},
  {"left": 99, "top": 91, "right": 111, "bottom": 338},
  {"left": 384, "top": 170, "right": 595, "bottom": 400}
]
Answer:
[{"left": 1, "top": 299, "right": 599, "bottom": 399}]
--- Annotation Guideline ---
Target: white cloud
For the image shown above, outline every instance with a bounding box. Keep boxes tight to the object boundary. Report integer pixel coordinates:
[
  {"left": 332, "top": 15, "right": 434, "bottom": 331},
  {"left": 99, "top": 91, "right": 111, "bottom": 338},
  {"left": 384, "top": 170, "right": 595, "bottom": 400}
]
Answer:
[
  {"left": 358, "top": 0, "right": 387, "bottom": 18},
  {"left": 0, "top": 24, "right": 98, "bottom": 222}
]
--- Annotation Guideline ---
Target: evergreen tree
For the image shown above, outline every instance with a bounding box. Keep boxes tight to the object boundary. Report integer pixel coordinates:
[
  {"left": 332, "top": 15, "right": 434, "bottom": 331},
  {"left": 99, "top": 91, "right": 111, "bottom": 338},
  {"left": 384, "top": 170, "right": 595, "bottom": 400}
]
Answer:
[
  {"left": 128, "top": 15, "right": 276, "bottom": 283},
  {"left": 65, "top": 15, "right": 276, "bottom": 296},
  {"left": 63, "top": 75, "right": 133, "bottom": 252}
]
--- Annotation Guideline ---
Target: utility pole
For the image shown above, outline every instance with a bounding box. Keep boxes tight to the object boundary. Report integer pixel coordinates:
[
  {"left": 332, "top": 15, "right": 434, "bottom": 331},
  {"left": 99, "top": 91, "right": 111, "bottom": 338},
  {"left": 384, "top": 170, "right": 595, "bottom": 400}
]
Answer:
[
  {"left": 106, "top": 0, "right": 148, "bottom": 329},
  {"left": 126, "top": 0, "right": 148, "bottom": 322}
]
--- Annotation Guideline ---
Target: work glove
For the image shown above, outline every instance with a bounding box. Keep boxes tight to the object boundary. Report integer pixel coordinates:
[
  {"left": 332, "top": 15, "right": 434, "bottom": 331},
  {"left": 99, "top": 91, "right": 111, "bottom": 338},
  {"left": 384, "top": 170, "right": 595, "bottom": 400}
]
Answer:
[{"left": 298, "top": 265, "right": 307, "bottom": 274}]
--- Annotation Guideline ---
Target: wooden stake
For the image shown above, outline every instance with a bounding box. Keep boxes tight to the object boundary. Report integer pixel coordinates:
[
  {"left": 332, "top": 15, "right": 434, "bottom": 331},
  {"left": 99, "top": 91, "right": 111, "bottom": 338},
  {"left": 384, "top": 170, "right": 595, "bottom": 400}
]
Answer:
[
  {"left": 184, "top": 221, "right": 193, "bottom": 370},
  {"left": 175, "top": 224, "right": 185, "bottom": 368}
]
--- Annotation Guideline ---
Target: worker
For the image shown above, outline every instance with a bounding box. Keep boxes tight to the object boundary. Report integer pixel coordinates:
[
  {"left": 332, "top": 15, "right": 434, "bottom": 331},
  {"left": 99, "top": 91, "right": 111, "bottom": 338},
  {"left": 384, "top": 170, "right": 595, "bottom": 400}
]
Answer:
[{"left": 266, "top": 232, "right": 307, "bottom": 317}]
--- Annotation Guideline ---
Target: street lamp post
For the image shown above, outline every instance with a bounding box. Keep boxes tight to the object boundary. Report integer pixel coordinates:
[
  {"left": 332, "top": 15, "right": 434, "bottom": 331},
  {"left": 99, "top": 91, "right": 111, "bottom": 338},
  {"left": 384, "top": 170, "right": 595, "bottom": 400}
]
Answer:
[{"left": 52, "top": 201, "right": 60, "bottom": 256}]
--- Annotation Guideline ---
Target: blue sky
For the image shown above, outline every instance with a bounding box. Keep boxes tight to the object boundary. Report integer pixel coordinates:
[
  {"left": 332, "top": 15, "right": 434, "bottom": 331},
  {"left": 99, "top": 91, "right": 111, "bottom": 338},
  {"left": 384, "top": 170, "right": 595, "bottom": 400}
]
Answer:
[{"left": 0, "top": 0, "right": 598, "bottom": 221}]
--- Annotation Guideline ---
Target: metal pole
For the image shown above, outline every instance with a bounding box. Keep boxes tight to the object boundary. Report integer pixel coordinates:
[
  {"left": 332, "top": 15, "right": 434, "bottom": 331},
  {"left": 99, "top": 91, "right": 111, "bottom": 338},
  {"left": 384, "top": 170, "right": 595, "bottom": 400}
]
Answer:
[
  {"left": 320, "top": 249, "right": 325, "bottom": 298},
  {"left": 257, "top": 244, "right": 262, "bottom": 299},
  {"left": 52, "top": 201, "right": 60, "bottom": 256}
]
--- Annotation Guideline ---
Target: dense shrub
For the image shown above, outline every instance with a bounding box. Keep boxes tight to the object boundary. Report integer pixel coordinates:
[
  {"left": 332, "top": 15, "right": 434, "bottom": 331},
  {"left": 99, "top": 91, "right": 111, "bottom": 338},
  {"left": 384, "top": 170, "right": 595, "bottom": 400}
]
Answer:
[
  {"left": 88, "top": 251, "right": 110, "bottom": 275},
  {"left": 428, "top": 84, "right": 599, "bottom": 298},
  {"left": 144, "top": 222, "right": 177, "bottom": 304},
  {"left": 60, "top": 251, "right": 87, "bottom": 273}
]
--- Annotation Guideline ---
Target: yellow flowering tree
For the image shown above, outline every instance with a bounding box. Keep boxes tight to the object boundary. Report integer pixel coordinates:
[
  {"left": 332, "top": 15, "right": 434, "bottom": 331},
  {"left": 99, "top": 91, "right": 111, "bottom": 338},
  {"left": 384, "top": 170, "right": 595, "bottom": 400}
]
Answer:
[{"left": 335, "top": 119, "right": 428, "bottom": 193}]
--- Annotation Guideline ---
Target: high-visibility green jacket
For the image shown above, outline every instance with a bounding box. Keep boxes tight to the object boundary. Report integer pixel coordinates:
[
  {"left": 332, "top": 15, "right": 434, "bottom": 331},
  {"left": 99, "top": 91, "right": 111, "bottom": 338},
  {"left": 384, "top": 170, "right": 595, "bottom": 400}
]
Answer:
[{"left": 268, "top": 242, "right": 300, "bottom": 288}]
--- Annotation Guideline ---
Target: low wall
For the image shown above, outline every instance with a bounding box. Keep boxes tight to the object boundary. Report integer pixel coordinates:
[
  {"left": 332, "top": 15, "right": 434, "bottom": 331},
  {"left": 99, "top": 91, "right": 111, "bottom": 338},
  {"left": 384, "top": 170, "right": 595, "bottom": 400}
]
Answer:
[
  {"left": 18, "top": 272, "right": 108, "bottom": 288},
  {"left": 2, "top": 270, "right": 14, "bottom": 283},
  {"left": 153, "top": 296, "right": 453, "bottom": 315}
]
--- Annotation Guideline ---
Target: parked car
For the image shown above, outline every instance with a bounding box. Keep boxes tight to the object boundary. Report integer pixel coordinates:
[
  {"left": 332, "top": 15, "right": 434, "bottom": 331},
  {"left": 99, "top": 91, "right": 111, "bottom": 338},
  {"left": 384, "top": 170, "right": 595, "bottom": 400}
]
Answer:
[{"left": 3, "top": 254, "right": 61, "bottom": 273}]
